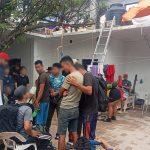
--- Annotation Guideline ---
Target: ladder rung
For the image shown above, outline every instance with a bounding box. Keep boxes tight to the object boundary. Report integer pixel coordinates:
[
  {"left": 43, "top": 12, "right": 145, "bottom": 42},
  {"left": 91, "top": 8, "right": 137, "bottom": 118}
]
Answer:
[
  {"left": 104, "top": 28, "right": 111, "bottom": 30},
  {"left": 94, "top": 53, "right": 105, "bottom": 55},
  {"left": 93, "top": 61, "right": 101, "bottom": 63},
  {"left": 103, "top": 29, "right": 110, "bottom": 32},
  {"left": 99, "top": 44, "right": 105, "bottom": 46},
  {"left": 102, "top": 36, "right": 108, "bottom": 38}
]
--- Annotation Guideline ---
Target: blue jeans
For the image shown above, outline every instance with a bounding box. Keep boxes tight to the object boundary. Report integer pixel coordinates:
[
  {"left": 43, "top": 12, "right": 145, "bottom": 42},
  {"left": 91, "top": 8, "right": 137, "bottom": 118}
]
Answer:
[{"left": 78, "top": 112, "right": 98, "bottom": 140}]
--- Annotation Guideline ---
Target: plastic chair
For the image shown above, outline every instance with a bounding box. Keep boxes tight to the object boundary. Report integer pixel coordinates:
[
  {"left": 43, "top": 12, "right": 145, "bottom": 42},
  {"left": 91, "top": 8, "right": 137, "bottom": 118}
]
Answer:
[
  {"left": 124, "top": 95, "right": 135, "bottom": 112},
  {"left": 142, "top": 94, "right": 150, "bottom": 116},
  {"left": 0, "top": 132, "right": 37, "bottom": 150}
]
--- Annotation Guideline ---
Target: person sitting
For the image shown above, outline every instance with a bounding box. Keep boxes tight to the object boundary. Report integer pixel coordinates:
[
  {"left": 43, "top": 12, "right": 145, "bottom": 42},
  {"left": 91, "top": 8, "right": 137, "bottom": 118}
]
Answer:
[
  {"left": 14, "top": 85, "right": 54, "bottom": 150},
  {"left": 75, "top": 137, "right": 113, "bottom": 150},
  {"left": 104, "top": 82, "right": 121, "bottom": 122}
]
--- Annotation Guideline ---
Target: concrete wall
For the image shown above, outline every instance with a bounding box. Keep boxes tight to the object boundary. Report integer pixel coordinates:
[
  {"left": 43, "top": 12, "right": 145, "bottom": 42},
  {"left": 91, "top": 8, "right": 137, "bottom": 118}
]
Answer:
[{"left": 6, "top": 38, "right": 34, "bottom": 85}]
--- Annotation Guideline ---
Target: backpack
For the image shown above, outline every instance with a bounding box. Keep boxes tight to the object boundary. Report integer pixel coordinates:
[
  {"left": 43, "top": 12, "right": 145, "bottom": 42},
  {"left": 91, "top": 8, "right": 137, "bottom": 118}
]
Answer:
[
  {"left": 0, "top": 104, "right": 33, "bottom": 132},
  {"left": 96, "top": 77, "right": 108, "bottom": 112}
]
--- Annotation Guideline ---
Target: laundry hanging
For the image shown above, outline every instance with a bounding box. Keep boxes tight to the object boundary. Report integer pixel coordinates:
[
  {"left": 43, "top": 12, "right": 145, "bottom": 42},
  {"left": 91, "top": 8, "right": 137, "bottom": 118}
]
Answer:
[{"left": 104, "top": 64, "right": 115, "bottom": 82}]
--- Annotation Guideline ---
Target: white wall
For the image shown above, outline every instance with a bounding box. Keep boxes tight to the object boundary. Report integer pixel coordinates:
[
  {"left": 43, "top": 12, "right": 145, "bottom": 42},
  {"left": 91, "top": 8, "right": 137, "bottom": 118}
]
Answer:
[
  {"left": 120, "top": 38, "right": 150, "bottom": 97},
  {"left": 6, "top": 38, "right": 34, "bottom": 85},
  {"left": 33, "top": 33, "right": 126, "bottom": 81}
]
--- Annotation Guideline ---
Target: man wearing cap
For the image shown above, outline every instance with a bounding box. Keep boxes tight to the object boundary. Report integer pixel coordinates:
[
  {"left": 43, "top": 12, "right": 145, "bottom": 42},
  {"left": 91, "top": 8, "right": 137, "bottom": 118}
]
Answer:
[{"left": 0, "top": 52, "right": 10, "bottom": 106}]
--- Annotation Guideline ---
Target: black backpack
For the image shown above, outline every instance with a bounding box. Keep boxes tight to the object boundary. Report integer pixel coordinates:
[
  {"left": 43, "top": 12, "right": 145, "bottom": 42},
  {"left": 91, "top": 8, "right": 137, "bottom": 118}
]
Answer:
[
  {"left": 0, "top": 104, "right": 33, "bottom": 132},
  {"left": 96, "top": 77, "right": 108, "bottom": 112}
]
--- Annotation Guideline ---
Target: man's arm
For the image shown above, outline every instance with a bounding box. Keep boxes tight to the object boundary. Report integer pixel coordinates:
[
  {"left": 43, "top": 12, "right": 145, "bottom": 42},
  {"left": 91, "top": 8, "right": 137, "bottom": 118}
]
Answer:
[
  {"left": 59, "top": 87, "right": 67, "bottom": 96},
  {"left": 24, "top": 108, "right": 41, "bottom": 137},
  {"left": 67, "top": 76, "right": 92, "bottom": 95},
  {"left": 24, "top": 121, "right": 41, "bottom": 137},
  {"left": 36, "top": 83, "right": 45, "bottom": 103}
]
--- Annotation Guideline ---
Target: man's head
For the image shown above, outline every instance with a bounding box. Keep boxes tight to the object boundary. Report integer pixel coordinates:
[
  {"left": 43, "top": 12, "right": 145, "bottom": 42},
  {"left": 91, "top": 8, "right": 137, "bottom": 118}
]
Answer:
[
  {"left": 0, "top": 52, "right": 10, "bottom": 66},
  {"left": 52, "top": 63, "right": 61, "bottom": 76},
  {"left": 47, "top": 67, "right": 52, "bottom": 74},
  {"left": 5, "top": 86, "right": 11, "bottom": 96},
  {"left": 20, "top": 66, "right": 27, "bottom": 76},
  {"left": 35, "top": 60, "right": 44, "bottom": 74},
  {"left": 74, "top": 63, "right": 86, "bottom": 75},
  {"left": 60, "top": 56, "right": 74, "bottom": 73},
  {"left": 4, "top": 66, "right": 10, "bottom": 75},
  {"left": 123, "top": 74, "right": 128, "bottom": 80},
  {"left": 14, "top": 85, "right": 30, "bottom": 102}
]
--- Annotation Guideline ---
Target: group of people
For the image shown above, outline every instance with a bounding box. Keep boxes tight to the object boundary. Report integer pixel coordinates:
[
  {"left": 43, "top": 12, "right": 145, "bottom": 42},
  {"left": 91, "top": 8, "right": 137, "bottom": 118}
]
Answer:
[
  {"left": 0, "top": 52, "right": 132, "bottom": 150},
  {"left": 33, "top": 56, "right": 102, "bottom": 150}
]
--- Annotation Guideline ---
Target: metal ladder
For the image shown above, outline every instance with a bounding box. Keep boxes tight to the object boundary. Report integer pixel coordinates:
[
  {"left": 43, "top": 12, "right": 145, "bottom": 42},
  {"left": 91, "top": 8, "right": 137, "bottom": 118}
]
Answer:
[{"left": 91, "top": 17, "right": 115, "bottom": 66}]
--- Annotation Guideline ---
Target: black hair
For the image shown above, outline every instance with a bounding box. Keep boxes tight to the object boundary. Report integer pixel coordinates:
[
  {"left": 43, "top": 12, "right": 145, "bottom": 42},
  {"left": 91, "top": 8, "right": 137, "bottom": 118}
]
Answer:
[
  {"left": 35, "top": 60, "right": 43, "bottom": 65},
  {"left": 74, "top": 137, "right": 91, "bottom": 150},
  {"left": 74, "top": 63, "right": 85, "bottom": 70},
  {"left": 53, "top": 63, "right": 61, "bottom": 69},
  {"left": 20, "top": 66, "right": 27, "bottom": 71},
  {"left": 60, "top": 56, "right": 73, "bottom": 65}
]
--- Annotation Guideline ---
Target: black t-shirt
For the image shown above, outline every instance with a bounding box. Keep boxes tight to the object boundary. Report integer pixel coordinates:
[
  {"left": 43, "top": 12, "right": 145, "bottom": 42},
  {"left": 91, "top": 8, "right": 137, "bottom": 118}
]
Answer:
[
  {"left": 15, "top": 75, "right": 29, "bottom": 87},
  {"left": 79, "top": 72, "right": 98, "bottom": 114},
  {"left": 109, "top": 88, "right": 121, "bottom": 102}
]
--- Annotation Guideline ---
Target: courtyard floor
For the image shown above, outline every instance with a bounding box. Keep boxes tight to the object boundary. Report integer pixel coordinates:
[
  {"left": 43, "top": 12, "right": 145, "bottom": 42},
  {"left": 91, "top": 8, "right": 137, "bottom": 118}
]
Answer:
[{"left": 50, "top": 109, "right": 150, "bottom": 150}]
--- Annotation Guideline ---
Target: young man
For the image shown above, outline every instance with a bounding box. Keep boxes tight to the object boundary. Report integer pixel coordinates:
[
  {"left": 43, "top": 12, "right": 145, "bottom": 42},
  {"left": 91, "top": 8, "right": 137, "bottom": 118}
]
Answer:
[
  {"left": 15, "top": 66, "right": 29, "bottom": 88},
  {"left": 46, "top": 63, "right": 65, "bottom": 137},
  {"left": 35, "top": 60, "right": 50, "bottom": 132},
  {"left": 0, "top": 52, "right": 10, "bottom": 106},
  {"left": 58, "top": 56, "right": 83, "bottom": 150},
  {"left": 67, "top": 63, "right": 98, "bottom": 140},
  {"left": 14, "top": 85, "right": 52, "bottom": 150}
]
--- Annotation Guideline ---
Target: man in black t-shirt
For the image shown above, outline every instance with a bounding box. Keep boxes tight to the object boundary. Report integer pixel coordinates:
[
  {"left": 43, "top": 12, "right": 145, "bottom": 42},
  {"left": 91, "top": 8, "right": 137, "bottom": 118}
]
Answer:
[{"left": 67, "top": 64, "right": 98, "bottom": 140}]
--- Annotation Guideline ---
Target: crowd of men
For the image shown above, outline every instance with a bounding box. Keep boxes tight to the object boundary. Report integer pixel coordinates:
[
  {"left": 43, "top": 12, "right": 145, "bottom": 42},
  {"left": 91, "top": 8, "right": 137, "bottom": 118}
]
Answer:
[{"left": 0, "top": 52, "right": 132, "bottom": 150}]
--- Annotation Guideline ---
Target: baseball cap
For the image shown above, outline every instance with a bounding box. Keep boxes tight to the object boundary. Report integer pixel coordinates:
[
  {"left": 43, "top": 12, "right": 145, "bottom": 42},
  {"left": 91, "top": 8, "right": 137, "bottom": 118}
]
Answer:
[
  {"left": 14, "top": 85, "right": 28, "bottom": 100},
  {"left": 0, "top": 52, "right": 10, "bottom": 61}
]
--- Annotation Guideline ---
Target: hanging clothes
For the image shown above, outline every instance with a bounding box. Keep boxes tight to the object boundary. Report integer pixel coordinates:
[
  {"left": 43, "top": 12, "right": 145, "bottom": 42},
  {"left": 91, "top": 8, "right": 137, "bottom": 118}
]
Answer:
[
  {"left": 90, "top": 65, "right": 99, "bottom": 76},
  {"left": 106, "top": 64, "right": 115, "bottom": 82}
]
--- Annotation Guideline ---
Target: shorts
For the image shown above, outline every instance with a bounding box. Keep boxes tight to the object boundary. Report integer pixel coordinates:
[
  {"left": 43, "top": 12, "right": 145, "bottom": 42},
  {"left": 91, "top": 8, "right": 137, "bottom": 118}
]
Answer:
[
  {"left": 36, "top": 102, "right": 49, "bottom": 125},
  {"left": 58, "top": 107, "right": 79, "bottom": 135}
]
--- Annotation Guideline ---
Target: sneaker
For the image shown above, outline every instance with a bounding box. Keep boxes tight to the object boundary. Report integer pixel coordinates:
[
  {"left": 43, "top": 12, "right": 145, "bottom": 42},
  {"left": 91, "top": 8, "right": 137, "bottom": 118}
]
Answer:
[
  {"left": 103, "top": 118, "right": 111, "bottom": 122},
  {"left": 66, "top": 142, "right": 74, "bottom": 150},
  {"left": 111, "top": 116, "right": 116, "bottom": 120}
]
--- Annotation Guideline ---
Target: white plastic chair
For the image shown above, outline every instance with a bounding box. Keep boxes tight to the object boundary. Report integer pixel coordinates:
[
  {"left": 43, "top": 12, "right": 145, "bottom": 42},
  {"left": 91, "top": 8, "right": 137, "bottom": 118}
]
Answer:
[
  {"left": 0, "top": 132, "right": 37, "bottom": 150},
  {"left": 124, "top": 95, "right": 135, "bottom": 112},
  {"left": 142, "top": 94, "right": 150, "bottom": 116}
]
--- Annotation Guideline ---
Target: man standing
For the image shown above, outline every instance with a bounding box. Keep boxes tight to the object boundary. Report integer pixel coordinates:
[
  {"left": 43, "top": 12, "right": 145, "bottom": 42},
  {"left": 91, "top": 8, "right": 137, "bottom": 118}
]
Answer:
[
  {"left": 0, "top": 52, "right": 10, "bottom": 105},
  {"left": 35, "top": 60, "right": 50, "bottom": 132},
  {"left": 46, "top": 63, "right": 65, "bottom": 138},
  {"left": 58, "top": 56, "right": 83, "bottom": 150},
  {"left": 67, "top": 63, "right": 98, "bottom": 140}
]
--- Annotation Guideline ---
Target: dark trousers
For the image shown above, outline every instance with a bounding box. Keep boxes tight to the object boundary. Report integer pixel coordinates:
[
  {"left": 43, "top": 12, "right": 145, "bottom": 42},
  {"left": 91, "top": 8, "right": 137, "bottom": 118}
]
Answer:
[
  {"left": 77, "top": 112, "right": 98, "bottom": 140},
  {"left": 46, "top": 101, "right": 59, "bottom": 131}
]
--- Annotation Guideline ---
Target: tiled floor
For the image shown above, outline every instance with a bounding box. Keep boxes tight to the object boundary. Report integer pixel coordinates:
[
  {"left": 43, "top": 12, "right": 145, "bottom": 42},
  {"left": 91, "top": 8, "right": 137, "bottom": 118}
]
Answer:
[{"left": 50, "top": 109, "right": 150, "bottom": 150}]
